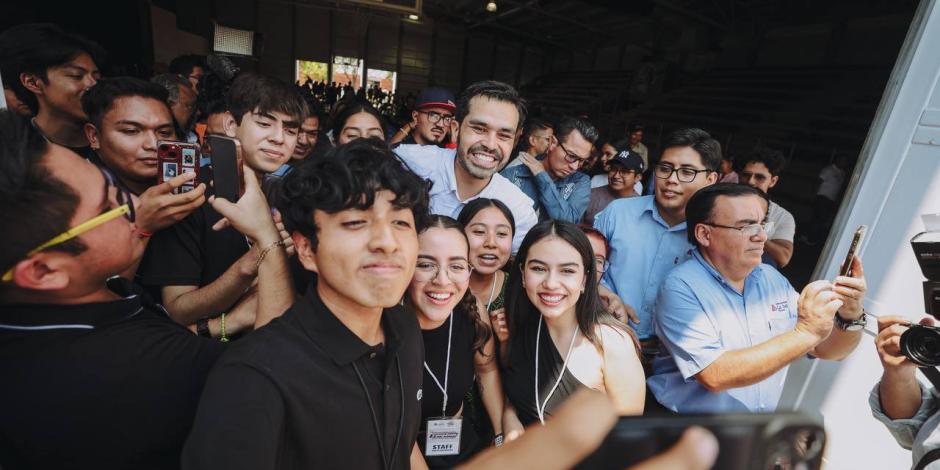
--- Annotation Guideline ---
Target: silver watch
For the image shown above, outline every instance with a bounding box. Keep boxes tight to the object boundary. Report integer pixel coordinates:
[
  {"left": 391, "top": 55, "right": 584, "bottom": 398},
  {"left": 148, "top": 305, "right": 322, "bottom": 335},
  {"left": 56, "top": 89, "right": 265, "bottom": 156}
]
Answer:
[{"left": 835, "top": 310, "right": 867, "bottom": 331}]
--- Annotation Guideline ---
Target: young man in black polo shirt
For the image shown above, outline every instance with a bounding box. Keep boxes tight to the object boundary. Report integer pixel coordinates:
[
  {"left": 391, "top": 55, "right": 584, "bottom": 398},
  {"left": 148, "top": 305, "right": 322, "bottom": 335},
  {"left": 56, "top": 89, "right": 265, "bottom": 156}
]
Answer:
[
  {"left": 0, "top": 23, "right": 104, "bottom": 161},
  {"left": 139, "top": 73, "right": 306, "bottom": 329},
  {"left": 183, "top": 138, "right": 430, "bottom": 470},
  {"left": 0, "top": 109, "right": 292, "bottom": 469}
]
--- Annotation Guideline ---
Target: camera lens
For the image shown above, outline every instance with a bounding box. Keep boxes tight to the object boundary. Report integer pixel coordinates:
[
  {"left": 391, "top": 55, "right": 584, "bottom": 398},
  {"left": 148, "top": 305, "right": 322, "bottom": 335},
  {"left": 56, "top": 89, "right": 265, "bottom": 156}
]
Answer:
[{"left": 900, "top": 325, "right": 940, "bottom": 367}]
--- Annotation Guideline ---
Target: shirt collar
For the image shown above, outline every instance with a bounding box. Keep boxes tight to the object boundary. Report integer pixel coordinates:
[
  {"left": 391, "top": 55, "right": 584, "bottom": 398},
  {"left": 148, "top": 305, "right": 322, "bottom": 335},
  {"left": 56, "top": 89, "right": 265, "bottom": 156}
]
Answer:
[
  {"left": 0, "top": 295, "right": 145, "bottom": 332},
  {"left": 640, "top": 196, "right": 686, "bottom": 231},
  {"left": 446, "top": 151, "right": 497, "bottom": 204},
  {"left": 692, "top": 248, "right": 763, "bottom": 291},
  {"left": 295, "top": 285, "right": 404, "bottom": 366}
]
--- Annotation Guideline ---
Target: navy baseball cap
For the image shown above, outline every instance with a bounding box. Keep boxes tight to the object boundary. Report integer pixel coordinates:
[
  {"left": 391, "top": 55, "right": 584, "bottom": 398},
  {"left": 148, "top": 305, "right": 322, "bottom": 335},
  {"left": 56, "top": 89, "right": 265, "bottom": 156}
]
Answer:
[
  {"left": 609, "top": 150, "right": 645, "bottom": 172},
  {"left": 415, "top": 87, "right": 456, "bottom": 112}
]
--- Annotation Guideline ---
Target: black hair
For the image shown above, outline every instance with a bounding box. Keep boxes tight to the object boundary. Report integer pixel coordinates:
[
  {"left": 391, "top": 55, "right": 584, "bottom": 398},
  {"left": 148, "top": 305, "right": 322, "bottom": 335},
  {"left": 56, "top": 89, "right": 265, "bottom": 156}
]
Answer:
[
  {"left": 226, "top": 73, "right": 308, "bottom": 126},
  {"left": 331, "top": 100, "right": 385, "bottom": 138},
  {"left": 661, "top": 128, "right": 722, "bottom": 172},
  {"left": 168, "top": 54, "right": 205, "bottom": 77},
  {"left": 740, "top": 146, "right": 786, "bottom": 176},
  {"left": 150, "top": 73, "right": 190, "bottom": 105},
  {"left": 411, "top": 215, "right": 494, "bottom": 358},
  {"left": 0, "top": 110, "right": 85, "bottom": 279},
  {"left": 456, "top": 80, "right": 527, "bottom": 132},
  {"left": 457, "top": 197, "right": 516, "bottom": 237},
  {"left": 0, "top": 23, "right": 106, "bottom": 114},
  {"left": 300, "top": 91, "right": 327, "bottom": 123},
  {"left": 685, "top": 183, "right": 770, "bottom": 247},
  {"left": 577, "top": 224, "right": 610, "bottom": 257},
  {"left": 276, "top": 137, "right": 430, "bottom": 250},
  {"left": 505, "top": 220, "right": 632, "bottom": 361},
  {"left": 554, "top": 116, "right": 599, "bottom": 146},
  {"left": 82, "top": 77, "right": 171, "bottom": 127}
]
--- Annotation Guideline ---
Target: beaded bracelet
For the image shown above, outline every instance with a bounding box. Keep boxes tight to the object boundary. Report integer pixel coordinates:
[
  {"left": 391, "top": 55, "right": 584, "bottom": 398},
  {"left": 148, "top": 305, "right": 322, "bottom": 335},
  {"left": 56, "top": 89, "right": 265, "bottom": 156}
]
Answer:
[{"left": 219, "top": 312, "right": 229, "bottom": 343}]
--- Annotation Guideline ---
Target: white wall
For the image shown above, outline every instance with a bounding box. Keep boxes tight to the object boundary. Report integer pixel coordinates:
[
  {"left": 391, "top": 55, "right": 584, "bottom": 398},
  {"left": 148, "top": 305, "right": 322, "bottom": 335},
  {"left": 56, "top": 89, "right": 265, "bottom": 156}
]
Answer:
[{"left": 779, "top": 1, "right": 940, "bottom": 468}]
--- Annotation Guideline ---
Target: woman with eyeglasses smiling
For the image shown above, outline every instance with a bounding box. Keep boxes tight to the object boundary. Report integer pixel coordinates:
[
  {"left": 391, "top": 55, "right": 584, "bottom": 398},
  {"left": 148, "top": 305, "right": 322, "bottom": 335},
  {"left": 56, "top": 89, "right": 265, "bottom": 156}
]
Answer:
[{"left": 405, "top": 215, "right": 509, "bottom": 468}]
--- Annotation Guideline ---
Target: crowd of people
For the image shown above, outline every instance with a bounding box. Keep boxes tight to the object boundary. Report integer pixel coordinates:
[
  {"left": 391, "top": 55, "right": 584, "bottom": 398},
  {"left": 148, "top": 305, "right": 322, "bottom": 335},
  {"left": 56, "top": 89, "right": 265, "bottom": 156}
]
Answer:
[{"left": 0, "top": 21, "right": 925, "bottom": 470}]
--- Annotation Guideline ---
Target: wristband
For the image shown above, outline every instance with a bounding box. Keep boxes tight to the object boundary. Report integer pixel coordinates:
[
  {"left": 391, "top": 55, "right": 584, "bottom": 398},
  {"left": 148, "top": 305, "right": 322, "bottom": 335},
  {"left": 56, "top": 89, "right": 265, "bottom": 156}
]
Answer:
[
  {"left": 133, "top": 228, "right": 153, "bottom": 239},
  {"left": 494, "top": 433, "right": 504, "bottom": 447},
  {"left": 444, "top": 143, "right": 458, "bottom": 149},
  {"left": 219, "top": 312, "right": 229, "bottom": 343}
]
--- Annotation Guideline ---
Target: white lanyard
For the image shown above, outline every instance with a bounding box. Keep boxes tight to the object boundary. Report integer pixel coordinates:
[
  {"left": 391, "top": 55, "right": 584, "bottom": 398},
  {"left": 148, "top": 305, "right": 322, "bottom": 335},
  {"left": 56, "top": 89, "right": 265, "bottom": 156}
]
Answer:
[
  {"left": 423, "top": 313, "right": 454, "bottom": 417},
  {"left": 484, "top": 272, "right": 499, "bottom": 312},
  {"left": 534, "top": 317, "right": 579, "bottom": 425}
]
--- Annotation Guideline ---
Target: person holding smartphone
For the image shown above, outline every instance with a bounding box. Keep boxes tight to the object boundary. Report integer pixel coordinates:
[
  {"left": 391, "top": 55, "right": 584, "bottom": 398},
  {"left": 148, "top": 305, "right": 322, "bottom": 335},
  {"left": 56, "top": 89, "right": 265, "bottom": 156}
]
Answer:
[
  {"left": 648, "top": 184, "right": 868, "bottom": 414},
  {"left": 138, "top": 73, "right": 306, "bottom": 332}
]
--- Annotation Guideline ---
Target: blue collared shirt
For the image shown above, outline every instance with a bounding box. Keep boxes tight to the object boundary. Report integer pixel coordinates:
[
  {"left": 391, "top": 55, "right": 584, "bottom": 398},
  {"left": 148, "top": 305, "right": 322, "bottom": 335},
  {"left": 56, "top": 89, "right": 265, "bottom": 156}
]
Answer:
[
  {"left": 593, "top": 195, "right": 693, "bottom": 339},
  {"left": 647, "top": 249, "right": 800, "bottom": 413},
  {"left": 499, "top": 165, "right": 591, "bottom": 223}
]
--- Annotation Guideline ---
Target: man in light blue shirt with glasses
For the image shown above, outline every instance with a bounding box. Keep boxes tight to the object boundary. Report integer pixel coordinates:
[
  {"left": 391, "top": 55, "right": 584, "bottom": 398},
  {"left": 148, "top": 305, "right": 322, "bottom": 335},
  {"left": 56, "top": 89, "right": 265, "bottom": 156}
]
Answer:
[
  {"left": 647, "top": 184, "right": 868, "bottom": 413},
  {"left": 594, "top": 128, "right": 720, "bottom": 361}
]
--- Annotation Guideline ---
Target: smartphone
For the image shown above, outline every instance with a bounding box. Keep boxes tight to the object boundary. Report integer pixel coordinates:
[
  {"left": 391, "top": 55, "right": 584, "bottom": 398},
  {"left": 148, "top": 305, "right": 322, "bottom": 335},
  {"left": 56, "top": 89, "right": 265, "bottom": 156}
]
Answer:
[
  {"left": 576, "top": 412, "right": 826, "bottom": 470},
  {"left": 205, "top": 135, "right": 244, "bottom": 202},
  {"left": 157, "top": 141, "right": 201, "bottom": 194},
  {"left": 840, "top": 225, "right": 867, "bottom": 277}
]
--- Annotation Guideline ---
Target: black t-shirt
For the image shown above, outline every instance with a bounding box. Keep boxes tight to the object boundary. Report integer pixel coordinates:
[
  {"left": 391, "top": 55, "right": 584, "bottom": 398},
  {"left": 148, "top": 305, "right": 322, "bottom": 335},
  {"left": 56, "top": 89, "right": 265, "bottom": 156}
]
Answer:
[
  {"left": 182, "top": 286, "right": 425, "bottom": 470},
  {"left": 138, "top": 202, "right": 250, "bottom": 292},
  {"left": 502, "top": 317, "right": 587, "bottom": 427},
  {"left": 0, "top": 296, "right": 224, "bottom": 470}
]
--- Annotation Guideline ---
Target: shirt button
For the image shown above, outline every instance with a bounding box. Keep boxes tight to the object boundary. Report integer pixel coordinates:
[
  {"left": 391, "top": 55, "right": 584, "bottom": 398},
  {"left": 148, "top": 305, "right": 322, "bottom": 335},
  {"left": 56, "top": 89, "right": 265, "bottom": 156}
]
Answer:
[
  {"left": 386, "top": 384, "right": 391, "bottom": 392},
  {"left": 369, "top": 352, "right": 377, "bottom": 359}
]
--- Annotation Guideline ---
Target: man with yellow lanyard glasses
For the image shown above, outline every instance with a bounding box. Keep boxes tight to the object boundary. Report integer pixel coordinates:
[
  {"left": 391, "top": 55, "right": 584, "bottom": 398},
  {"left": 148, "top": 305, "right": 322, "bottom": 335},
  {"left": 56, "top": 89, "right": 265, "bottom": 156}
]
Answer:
[{"left": 0, "top": 110, "right": 293, "bottom": 469}]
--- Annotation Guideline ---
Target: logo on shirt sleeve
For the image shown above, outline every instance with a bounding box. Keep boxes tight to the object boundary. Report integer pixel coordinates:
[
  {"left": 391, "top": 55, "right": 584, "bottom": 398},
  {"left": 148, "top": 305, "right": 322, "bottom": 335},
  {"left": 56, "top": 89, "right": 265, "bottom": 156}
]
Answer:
[{"left": 417, "top": 389, "right": 423, "bottom": 401}]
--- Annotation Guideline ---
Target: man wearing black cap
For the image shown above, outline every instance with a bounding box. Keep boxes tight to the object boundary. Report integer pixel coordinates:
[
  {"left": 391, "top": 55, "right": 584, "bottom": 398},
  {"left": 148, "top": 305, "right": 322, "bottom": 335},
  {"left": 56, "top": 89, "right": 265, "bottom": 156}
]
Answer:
[
  {"left": 583, "top": 149, "right": 644, "bottom": 225},
  {"left": 391, "top": 87, "right": 457, "bottom": 148}
]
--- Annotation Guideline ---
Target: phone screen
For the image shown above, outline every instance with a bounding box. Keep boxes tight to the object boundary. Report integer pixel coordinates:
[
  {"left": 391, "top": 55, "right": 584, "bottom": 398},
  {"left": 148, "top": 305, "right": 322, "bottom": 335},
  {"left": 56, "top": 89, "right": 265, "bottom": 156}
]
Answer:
[{"left": 840, "top": 225, "right": 867, "bottom": 277}]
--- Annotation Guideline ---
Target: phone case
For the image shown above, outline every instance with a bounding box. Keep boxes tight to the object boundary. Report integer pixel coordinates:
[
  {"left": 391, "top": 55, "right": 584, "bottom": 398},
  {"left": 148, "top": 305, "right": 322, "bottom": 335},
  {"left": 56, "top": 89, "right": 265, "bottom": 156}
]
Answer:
[{"left": 157, "top": 141, "right": 201, "bottom": 195}]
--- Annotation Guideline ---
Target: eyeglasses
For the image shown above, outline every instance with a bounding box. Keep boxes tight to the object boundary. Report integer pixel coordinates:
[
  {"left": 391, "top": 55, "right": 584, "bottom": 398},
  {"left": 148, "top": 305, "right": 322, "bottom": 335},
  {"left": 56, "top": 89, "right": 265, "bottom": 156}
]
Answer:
[
  {"left": 417, "top": 111, "right": 455, "bottom": 126},
  {"left": 594, "top": 256, "right": 610, "bottom": 274},
  {"left": 414, "top": 260, "right": 473, "bottom": 283},
  {"left": 609, "top": 167, "right": 638, "bottom": 176},
  {"left": 654, "top": 163, "right": 711, "bottom": 183},
  {"left": 703, "top": 221, "right": 775, "bottom": 238},
  {"left": 559, "top": 142, "right": 589, "bottom": 165},
  {"left": 2, "top": 166, "right": 135, "bottom": 282}
]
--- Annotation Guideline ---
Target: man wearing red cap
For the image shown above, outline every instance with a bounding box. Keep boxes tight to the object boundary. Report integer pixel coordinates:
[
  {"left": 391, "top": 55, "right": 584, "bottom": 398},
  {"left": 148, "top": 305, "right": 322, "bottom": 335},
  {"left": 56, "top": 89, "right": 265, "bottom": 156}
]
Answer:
[{"left": 391, "top": 87, "right": 458, "bottom": 148}]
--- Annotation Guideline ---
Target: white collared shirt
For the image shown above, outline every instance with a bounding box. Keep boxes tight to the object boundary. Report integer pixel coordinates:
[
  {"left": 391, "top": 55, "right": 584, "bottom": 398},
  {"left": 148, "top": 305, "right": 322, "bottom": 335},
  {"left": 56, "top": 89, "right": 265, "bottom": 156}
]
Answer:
[{"left": 395, "top": 144, "right": 537, "bottom": 254}]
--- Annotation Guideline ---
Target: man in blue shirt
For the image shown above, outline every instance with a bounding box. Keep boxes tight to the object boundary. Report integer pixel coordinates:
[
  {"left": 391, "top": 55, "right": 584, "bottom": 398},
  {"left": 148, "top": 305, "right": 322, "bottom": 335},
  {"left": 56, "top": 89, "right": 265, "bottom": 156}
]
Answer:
[
  {"left": 593, "top": 128, "right": 720, "bottom": 349},
  {"left": 501, "top": 117, "right": 594, "bottom": 223},
  {"left": 647, "top": 184, "right": 868, "bottom": 413}
]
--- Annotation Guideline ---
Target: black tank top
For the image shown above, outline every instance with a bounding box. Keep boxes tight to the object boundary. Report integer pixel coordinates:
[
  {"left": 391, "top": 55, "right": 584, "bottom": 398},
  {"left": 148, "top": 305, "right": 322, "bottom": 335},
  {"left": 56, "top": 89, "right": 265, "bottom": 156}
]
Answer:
[{"left": 503, "top": 316, "right": 586, "bottom": 426}]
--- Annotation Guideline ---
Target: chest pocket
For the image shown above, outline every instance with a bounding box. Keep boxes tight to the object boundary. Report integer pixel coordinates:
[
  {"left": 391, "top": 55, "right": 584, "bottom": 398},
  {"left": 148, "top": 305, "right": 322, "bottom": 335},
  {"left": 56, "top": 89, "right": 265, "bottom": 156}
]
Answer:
[{"left": 767, "top": 298, "right": 796, "bottom": 333}]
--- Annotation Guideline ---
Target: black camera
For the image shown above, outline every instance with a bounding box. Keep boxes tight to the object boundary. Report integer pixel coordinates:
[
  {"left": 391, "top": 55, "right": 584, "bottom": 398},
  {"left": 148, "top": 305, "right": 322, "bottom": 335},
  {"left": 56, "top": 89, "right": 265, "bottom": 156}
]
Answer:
[
  {"left": 900, "top": 232, "right": 940, "bottom": 366},
  {"left": 577, "top": 412, "right": 825, "bottom": 470}
]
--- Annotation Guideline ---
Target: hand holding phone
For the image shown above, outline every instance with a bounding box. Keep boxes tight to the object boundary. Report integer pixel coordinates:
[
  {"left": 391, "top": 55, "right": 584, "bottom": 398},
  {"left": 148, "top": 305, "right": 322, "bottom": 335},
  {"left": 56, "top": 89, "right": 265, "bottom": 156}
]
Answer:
[
  {"left": 157, "top": 141, "right": 201, "bottom": 194},
  {"left": 840, "top": 225, "right": 867, "bottom": 277}
]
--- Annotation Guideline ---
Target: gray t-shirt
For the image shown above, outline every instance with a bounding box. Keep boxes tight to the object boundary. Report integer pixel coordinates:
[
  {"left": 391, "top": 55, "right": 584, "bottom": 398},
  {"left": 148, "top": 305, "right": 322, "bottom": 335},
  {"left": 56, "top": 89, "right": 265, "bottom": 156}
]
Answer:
[{"left": 767, "top": 200, "right": 796, "bottom": 242}]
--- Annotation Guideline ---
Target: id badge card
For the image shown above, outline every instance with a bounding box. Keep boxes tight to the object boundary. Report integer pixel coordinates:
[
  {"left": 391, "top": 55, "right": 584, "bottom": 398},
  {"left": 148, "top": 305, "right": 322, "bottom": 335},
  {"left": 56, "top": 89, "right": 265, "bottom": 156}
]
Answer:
[{"left": 425, "top": 417, "right": 462, "bottom": 456}]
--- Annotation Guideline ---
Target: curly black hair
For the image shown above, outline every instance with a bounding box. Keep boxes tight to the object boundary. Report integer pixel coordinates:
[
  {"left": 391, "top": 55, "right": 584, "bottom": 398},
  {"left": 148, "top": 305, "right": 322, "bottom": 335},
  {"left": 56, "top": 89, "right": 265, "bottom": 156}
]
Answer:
[{"left": 275, "top": 137, "right": 431, "bottom": 250}]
